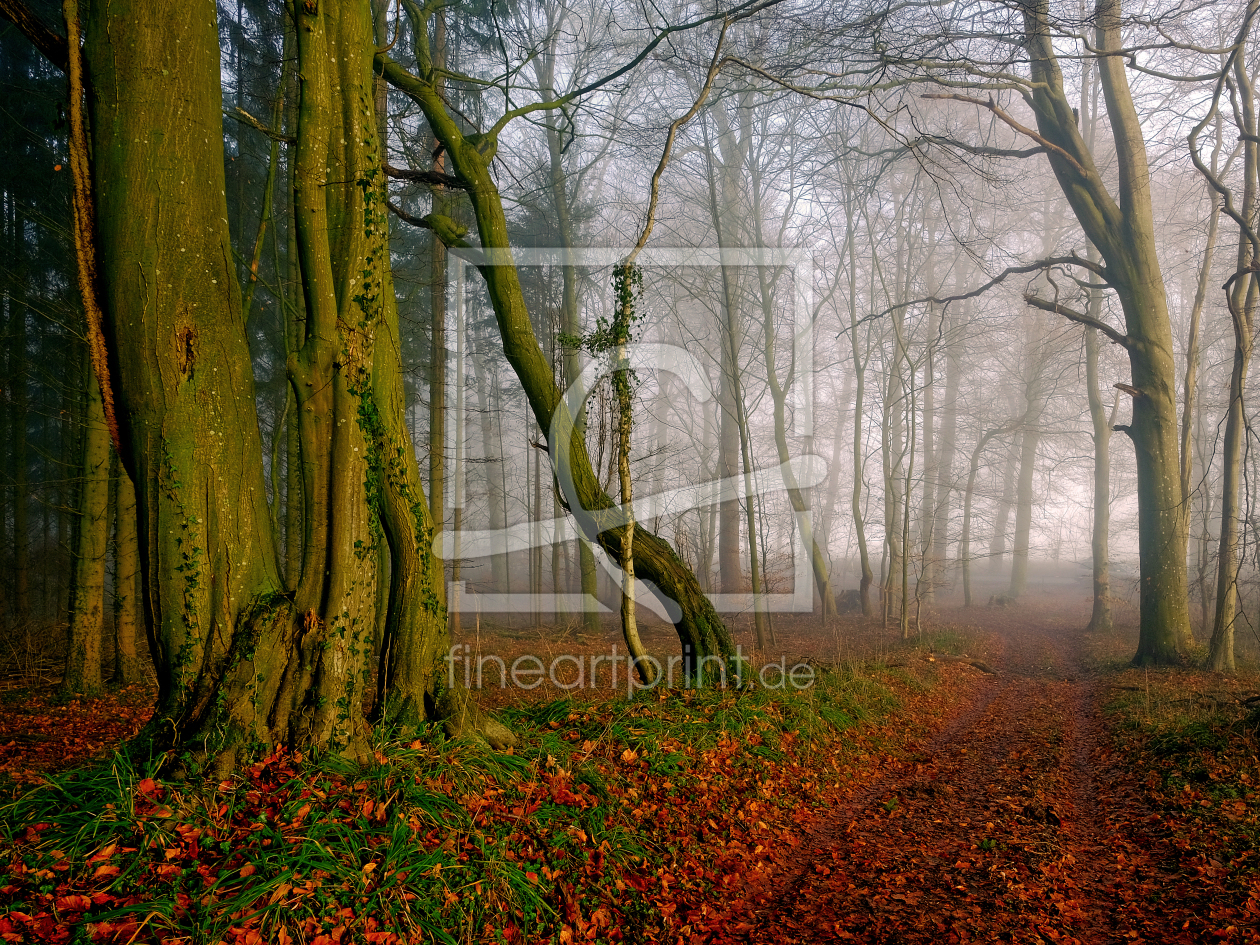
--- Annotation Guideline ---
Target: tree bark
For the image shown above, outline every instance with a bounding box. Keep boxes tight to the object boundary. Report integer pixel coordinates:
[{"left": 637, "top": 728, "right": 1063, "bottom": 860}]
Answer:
[
  {"left": 1020, "top": 0, "right": 1192, "bottom": 663},
  {"left": 64, "top": 355, "right": 110, "bottom": 696},
  {"left": 79, "top": 0, "right": 449, "bottom": 764},
  {"left": 112, "top": 452, "right": 146, "bottom": 685}
]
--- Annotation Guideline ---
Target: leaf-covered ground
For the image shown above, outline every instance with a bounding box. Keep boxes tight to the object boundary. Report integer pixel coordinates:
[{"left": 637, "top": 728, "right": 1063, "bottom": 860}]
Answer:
[
  {"left": 738, "top": 614, "right": 1260, "bottom": 943},
  {"left": 0, "top": 602, "right": 1258, "bottom": 943}
]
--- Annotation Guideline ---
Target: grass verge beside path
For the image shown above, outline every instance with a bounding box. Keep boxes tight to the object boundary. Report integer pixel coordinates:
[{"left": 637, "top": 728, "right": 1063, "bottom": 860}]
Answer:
[
  {"left": 0, "top": 636, "right": 985, "bottom": 945},
  {"left": 1092, "top": 636, "right": 1260, "bottom": 935}
]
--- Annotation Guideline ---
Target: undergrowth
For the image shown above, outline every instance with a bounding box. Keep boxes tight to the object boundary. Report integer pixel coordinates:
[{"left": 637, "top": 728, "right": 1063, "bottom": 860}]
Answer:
[
  {"left": 1103, "top": 666, "right": 1260, "bottom": 892},
  {"left": 0, "top": 664, "right": 905, "bottom": 944}
]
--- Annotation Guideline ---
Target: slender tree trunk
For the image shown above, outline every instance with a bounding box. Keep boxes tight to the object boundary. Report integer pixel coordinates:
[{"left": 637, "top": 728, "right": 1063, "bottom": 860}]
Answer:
[
  {"left": 1008, "top": 425, "right": 1041, "bottom": 599},
  {"left": 715, "top": 258, "right": 768, "bottom": 648},
  {"left": 704, "top": 113, "right": 767, "bottom": 645},
  {"left": 717, "top": 323, "right": 744, "bottom": 593},
  {"left": 112, "top": 451, "right": 145, "bottom": 685},
  {"left": 697, "top": 398, "right": 718, "bottom": 590},
  {"left": 881, "top": 307, "right": 908, "bottom": 626},
  {"left": 613, "top": 266, "right": 654, "bottom": 682},
  {"left": 1207, "top": 35, "right": 1259, "bottom": 674},
  {"left": 990, "top": 433, "right": 1018, "bottom": 569},
  {"left": 820, "top": 371, "right": 854, "bottom": 554},
  {"left": 451, "top": 272, "right": 464, "bottom": 637},
  {"left": 542, "top": 84, "right": 601, "bottom": 633},
  {"left": 471, "top": 326, "right": 509, "bottom": 590},
  {"left": 917, "top": 317, "right": 937, "bottom": 605},
  {"left": 901, "top": 365, "right": 917, "bottom": 641},
  {"left": 11, "top": 271, "right": 29, "bottom": 623},
  {"left": 750, "top": 167, "right": 834, "bottom": 616},
  {"left": 1077, "top": 52, "right": 1114, "bottom": 634},
  {"left": 1084, "top": 318, "right": 1115, "bottom": 632},
  {"left": 1181, "top": 177, "right": 1222, "bottom": 507},
  {"left": 845, "top": 203, "right": 875, "bottom": 615},
  {"left": 427, "top": 0, "right": 448, "bottom": 546},
  {"left": 64, "top": 356, "right": 111, "bottom": 696},
  {"left": 930, "top": 305, "right": 962, "bottom": 600},
  {"left": 962, "top": 429, "right": 1004, "bottom": 607}
]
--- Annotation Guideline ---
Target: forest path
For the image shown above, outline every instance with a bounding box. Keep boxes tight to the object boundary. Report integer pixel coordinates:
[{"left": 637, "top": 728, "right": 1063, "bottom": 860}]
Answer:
[{"left": 747, "top": 616, "right": 1204, "bottom": 945}]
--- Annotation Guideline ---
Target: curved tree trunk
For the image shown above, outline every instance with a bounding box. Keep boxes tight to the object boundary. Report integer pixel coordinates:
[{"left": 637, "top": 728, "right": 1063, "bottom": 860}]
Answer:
[{"left": 380, "top": 54, "right": 735, "bottom": 678}]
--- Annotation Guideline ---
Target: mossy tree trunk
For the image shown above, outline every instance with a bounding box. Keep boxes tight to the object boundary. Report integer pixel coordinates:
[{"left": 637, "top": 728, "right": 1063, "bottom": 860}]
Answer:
[
  {"left": 86, "top": 0, "right": 291, "bottom": 758},
  {"left": 74, "top": 0, "right": 448, "bottom": 764}
]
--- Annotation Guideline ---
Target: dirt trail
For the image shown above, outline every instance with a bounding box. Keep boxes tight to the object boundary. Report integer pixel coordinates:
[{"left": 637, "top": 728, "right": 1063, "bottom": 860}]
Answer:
[{"left": 750, "top": 617, "right": 1209, "bottom": 945}]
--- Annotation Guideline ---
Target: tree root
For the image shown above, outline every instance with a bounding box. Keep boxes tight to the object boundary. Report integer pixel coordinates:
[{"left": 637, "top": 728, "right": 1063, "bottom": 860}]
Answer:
[
  {"left": 438, "top": 683, "right": 518, "bottom": 750},
  {"left": 926, "top": 653, "right": 998, "bottom": 675}
]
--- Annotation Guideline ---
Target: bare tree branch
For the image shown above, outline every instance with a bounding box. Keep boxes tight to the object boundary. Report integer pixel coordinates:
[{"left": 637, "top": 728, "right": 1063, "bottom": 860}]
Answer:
[
  {"left": 1023, "top": 295, "right": 1131, "bottom": 348},
  {"left": 921, "top": 92, "right": 1089, "bottom": 176},
  {"left": 859, "top": 255, "right": 1111, "bottom": 328},
  {"left": 0, "top": 0, "right": 68, "bottom": 72},
  {"left": 909, "top": 133, "right": 1046, "bottom": 161},
  {"left": 384, "top": 163, "right": 464, "bottom": 190},
  {"left": 225, "top": 107, "right": 294, "bottom": 143},
  {"left": 387, "top": 200, "right": 471, "bottom": 249}
]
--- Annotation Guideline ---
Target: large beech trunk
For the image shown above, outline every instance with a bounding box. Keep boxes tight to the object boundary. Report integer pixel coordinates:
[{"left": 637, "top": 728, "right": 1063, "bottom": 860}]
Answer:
[
  {"left": 1021, "top": 0, "right": 1192, "bottom": 663},
  {"left": 81, "top": 0, "right": 445, "bottom": 765}
]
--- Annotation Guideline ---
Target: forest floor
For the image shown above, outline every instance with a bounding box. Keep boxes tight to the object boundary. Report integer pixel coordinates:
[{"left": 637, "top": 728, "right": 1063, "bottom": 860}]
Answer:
[
  {"left": 740, "top": 605, "right": 1260, "bottom": 943},
  {"left": 1, "top": 597, "right": 1259, "bottom": 943}
]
